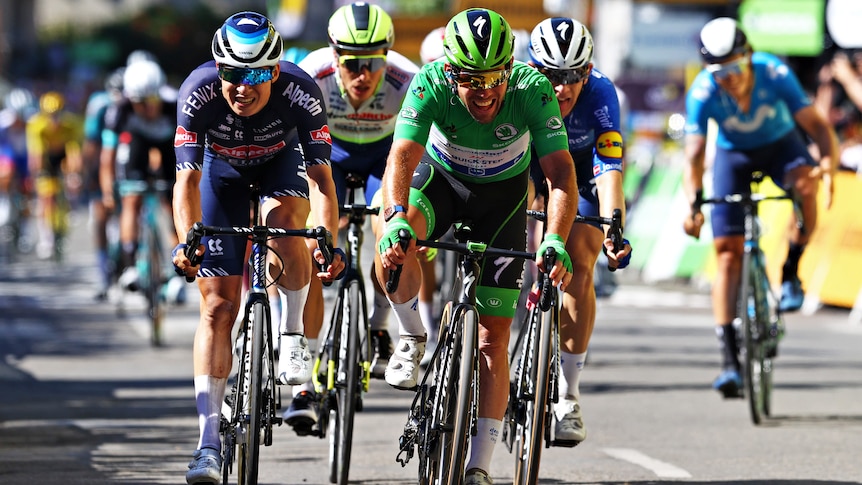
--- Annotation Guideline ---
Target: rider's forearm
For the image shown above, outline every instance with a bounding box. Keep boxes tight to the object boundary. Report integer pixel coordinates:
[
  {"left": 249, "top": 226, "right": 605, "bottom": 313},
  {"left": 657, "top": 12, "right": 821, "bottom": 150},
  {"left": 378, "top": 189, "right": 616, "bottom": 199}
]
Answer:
[
  {"left": 596, "top": 170, "right": 626, "bottom": 229},
  {"left": 683, "top": 135, "right": 706, "bottom": 206},
  {"left": 382, "top": 139, "right": 423, "bottom": 210},
  {"left": 172, "top": 170, "right": 202, "bottom": 241},
  {"left": 544, "top": 170, "right": 578, "bottom": 241},
  {"left": 307, "top": 164, "right": 339, "bottom": 242}
]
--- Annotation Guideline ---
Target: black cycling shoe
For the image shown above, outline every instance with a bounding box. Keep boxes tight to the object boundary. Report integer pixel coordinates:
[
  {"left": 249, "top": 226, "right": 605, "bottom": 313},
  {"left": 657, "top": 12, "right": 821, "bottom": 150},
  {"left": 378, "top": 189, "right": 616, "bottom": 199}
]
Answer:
[
  {"left": 370, "top": 330, "right": 393, "bottom": 379},
  {"left": 283, "top": 391, "right": 319, "bottom": 436}
]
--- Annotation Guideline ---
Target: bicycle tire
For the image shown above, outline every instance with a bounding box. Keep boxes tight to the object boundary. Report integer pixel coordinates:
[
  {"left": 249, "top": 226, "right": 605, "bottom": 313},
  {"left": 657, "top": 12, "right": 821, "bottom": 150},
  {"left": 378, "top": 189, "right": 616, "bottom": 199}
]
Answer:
[
  {"left": 238, "top": 300, "right": 266, "bottom": 485},
  {"left": 514, "top": 297, "right": 554, "bottom": 484},
  {"left": 439, "top": 306, "right": 476, "bottom": 484},
  {"left": 741, "top": 251, "right": 767, "bottom": 425},
  {"left": 143, "top": 223, "right": 164, "bottom": 347},
  {"left": 419, "top": 302, "right": 452, "bottom": 485},
  {"left": 330, "top": 280, "right": 361, "bottom": 485}
]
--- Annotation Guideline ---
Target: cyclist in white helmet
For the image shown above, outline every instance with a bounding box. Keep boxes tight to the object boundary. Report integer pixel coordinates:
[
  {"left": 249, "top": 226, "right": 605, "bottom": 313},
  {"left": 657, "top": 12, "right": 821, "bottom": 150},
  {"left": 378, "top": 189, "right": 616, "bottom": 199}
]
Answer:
[
  {"left": 527, "top": 17, "right": 632, "bottom": 445},
  {"left": 682, "top": 17, "right": 837, "bottom": 398},
  {"left": 100, "top": 59, "right": 180, "bottom": 293}
]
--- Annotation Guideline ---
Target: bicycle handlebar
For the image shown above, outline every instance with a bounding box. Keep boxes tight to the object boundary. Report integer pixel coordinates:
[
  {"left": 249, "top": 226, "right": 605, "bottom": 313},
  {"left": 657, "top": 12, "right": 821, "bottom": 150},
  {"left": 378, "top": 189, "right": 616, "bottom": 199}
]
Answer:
[
  {"left": 183, "top": 222, "right": 334, "bottom": 283},
  {"left": 528, "top": 209, "right": 624, "bottom": 271}
]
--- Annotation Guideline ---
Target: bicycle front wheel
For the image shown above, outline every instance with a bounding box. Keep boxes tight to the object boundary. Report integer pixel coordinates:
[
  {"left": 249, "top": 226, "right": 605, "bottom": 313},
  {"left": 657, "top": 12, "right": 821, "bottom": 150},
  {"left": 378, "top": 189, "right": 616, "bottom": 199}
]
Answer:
[
  {"left": 237, "top": 301, "right": 266, "bottom": 485},
  {"left": 514, "top": 299, "right": 554, "bottom": 484},
  {"left": 330, "top": 280, "right": 361, "bottom": 485},
  {"left": 142, "top": 224, "right": 164, "bottom": 347},
  {"left": 741, "top": 252, "right": 769, "bottom": 425},
  {"left": 438, "top": 307, "right": 476, "bottom": 484}
]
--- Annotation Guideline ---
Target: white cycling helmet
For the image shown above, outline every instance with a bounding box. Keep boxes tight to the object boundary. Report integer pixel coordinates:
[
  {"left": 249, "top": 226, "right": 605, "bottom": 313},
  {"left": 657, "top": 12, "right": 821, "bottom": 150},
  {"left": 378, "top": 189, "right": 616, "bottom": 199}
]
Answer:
[
  {"left": 529, "top": 17, "right": 593, "bottom": 70},
  {"left": 420, "top": 26, "right": 445, "bottom": 65},
  {"left": 699, "top": 17, "right": 749, "bottom": 64},
  {"left": 123, "top": 60, "right": 165, "bottom": 101},
  {"left": 212, "top": 11, "right": 283, "bottom": 68}
]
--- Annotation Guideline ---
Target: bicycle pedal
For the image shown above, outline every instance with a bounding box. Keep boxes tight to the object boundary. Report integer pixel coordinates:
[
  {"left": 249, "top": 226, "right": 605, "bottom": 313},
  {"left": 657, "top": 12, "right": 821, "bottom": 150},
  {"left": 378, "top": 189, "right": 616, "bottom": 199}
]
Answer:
[{"left": 551, "top": 439, "right": 582, "bottom": 448}]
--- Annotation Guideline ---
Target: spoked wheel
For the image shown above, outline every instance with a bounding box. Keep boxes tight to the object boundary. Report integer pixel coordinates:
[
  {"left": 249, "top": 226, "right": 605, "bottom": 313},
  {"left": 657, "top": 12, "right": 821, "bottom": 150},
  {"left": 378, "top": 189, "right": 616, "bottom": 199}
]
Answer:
[
  {"left": 514, "top": 301, "right": 553, "bottom": 484},
  {"left": 143, "top": 226, "right": 164, "bottom": 347},
  {"left": 741, "top": 255, "right": 770, "bottom": 426},
  {"left": 418, "top": 302, "right": 452, "bottom": 485},
  {"left": 438, "top": 307, "right": 475, "bottom": 484},
  {"left": 236, "top": 301, "right": 266, "bottom": 484},
  {"left": 329, "top": 281, "right": 361, "bottom": 485}
]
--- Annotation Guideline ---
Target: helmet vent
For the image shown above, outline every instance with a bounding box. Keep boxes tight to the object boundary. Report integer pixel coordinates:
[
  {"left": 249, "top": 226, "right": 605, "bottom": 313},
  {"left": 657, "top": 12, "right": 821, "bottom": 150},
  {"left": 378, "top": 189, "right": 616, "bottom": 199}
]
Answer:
[{"left": 352, "top": 3, "right": 370, "bottom": 31}]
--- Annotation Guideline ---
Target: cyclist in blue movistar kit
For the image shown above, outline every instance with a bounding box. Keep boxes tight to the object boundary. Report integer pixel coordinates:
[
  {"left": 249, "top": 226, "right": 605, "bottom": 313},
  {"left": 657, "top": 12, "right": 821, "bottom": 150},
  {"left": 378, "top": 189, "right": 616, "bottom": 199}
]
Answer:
[
  {"left": 526, "top": 17, "right": 632, "bottom": 446},
  {"left": 682, "top": 18, "right": 838, "bottom": 398},
  {"left": 171, "top": 12, "right": 345, "bottom": 484}
]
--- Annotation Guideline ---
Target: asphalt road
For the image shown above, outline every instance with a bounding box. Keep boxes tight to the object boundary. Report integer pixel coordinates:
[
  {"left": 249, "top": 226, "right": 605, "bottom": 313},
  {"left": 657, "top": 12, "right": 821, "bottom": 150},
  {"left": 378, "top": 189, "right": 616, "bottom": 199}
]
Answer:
[{"left": 1, "top": 208, "right": 861, "bottom": 484}]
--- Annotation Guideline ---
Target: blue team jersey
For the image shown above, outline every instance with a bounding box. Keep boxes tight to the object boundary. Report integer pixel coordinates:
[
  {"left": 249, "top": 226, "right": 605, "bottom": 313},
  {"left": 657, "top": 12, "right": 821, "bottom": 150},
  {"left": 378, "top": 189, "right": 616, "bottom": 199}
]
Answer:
[
  {"left": 562, "top": 67, "right": 623, "bottom": 176},
  {"left": 684, "top": 52, "right": 810, "bottom": 150}
]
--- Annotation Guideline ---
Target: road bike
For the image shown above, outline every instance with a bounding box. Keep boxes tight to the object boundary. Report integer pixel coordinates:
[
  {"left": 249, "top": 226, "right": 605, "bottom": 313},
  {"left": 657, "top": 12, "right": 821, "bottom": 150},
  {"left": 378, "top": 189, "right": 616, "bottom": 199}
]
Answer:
[
  {"left": 184, "top": 186, "right": 334, "bottom": 485},
  {"left": 696, "top": 175, "right": 802, "bottom": 425},
  {"left": 122, "top": 179, "right": 172, "bottom": 346},
  {"left": 502, "top": 208, "right": 622, "bottom": 484},
  {"left": 311, "top": 173, "right": 378, "bottom": 485},
  {"left": 394, "top": 221, "right": 538, "bottom": 485}
]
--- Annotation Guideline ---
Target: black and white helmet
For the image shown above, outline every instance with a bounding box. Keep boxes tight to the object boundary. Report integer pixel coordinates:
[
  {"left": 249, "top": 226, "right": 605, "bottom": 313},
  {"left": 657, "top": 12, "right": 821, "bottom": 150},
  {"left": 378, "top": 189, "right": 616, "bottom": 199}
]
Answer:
[
  {"left": 529, "top": 17, "right": 593, "bottom": 70},
  {"left": 212, "top": 11, "right": 283, "bottom": 68},
  {"left": 698, "top": 17, "right": 749, "bottom": 64}
]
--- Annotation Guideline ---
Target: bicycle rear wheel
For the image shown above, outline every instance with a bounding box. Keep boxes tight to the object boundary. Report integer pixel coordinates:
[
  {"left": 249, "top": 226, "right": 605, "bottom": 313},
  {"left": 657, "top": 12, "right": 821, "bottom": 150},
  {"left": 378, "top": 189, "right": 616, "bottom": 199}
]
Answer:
[
  {"left": 237, "top": 300, "right": 266, "bottom": 485},
  {"left": 514, "top": 299, "right": 554, "bottom": 484},
  {"left": 329, "top": 280, "right": 361, "bottom": 485}
]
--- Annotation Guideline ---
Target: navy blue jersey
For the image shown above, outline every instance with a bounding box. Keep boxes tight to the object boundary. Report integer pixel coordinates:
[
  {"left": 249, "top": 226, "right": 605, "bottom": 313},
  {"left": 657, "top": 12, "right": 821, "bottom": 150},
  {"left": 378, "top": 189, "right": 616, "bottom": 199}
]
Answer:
[{"left": 174, "top": 60, "right": 331, "bottom": 171}]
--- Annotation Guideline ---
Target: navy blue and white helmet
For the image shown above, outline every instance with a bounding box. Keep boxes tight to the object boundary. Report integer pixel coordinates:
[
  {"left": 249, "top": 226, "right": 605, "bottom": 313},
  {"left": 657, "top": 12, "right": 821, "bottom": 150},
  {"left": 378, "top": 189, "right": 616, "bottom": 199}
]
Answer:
[
  {"left": 212, "top": 12, "right": 283, "bottom": 68},
  {"left": 529, "top": 17, "right": 593, "bottom": 70}
]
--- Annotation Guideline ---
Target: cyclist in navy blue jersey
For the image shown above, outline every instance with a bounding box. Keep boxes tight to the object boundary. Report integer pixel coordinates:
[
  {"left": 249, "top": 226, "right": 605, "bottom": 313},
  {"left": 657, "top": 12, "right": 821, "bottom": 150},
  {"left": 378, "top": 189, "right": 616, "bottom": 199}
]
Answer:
[
  {"left": 170, "top": 12, "right": 345, "bottom": 484},
  {"left": 682, "top": 18, "right": 838, "bottom": 398},
  {"left": 526, "top": 17, "right": 632, "bottom": 446}
]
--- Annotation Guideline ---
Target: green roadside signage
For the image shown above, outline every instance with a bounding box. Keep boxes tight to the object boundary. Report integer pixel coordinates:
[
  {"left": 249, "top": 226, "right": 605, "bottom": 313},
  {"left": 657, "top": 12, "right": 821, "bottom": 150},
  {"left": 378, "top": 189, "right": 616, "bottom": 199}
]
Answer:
[{"left": 738, "top": 0, "right": 824, "bottom": 56}]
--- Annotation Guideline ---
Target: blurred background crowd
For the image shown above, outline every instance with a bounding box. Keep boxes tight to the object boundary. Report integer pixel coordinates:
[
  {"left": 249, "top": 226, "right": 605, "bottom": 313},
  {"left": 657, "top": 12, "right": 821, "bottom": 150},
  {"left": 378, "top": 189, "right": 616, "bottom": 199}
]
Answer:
[{"left": 0, "top": 0, "right": 860, "bottom": 313}]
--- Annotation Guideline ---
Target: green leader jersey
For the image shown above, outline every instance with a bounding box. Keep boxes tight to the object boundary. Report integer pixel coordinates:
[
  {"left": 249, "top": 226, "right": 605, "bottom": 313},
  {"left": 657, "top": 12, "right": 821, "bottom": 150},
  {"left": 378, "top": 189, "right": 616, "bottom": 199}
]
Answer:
[{"left": 394, "top": 60, "right": 568, "bottom": 183}]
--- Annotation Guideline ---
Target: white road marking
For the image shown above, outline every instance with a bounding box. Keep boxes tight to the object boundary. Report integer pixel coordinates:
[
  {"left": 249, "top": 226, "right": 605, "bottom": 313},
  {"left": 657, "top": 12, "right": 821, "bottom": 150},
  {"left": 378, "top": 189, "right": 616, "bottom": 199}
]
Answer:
[{"left": 603, "top": 447, "right": 692, "bottom": 478}]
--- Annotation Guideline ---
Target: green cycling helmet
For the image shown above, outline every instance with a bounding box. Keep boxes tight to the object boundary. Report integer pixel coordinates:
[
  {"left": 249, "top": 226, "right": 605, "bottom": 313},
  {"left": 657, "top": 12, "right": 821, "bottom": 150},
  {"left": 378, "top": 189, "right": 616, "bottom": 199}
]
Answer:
[
  {"left": 444, "top": 8, "right": 514, "bottom": 71},
  {"left": 328, "top": 2, "right": 394, "bottom": 52}
]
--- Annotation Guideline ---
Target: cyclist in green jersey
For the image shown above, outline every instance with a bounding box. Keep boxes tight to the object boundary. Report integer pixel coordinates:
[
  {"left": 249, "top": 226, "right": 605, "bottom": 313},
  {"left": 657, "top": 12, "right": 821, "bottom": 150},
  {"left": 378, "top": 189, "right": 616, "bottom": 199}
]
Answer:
[{"left": 375, "top": 9, "right": 578, "bottom": 484}]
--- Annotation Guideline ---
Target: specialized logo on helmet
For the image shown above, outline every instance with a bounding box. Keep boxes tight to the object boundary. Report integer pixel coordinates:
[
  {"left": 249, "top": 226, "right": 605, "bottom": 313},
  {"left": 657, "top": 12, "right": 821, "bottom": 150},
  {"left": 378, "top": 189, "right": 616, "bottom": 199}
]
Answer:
[
  {"left": 472, "top": 14, "right": 488, "bottom": 38},
  {"left": 494, "top": 123, "right": 518, "bottom": 141},
  {"left": 556, "top": 19, "right": 571, "bottom": 41}
]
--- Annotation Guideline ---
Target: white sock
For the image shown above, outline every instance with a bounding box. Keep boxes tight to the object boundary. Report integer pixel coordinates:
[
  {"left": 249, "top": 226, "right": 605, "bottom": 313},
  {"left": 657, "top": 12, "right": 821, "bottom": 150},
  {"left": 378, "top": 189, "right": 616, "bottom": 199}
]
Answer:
[
  {"left": 194, "top": 375, "right": 226, "bottom": 452},
  {"left": 278, "top": 284, "right": 309, "bottom": 335},
  {"left": 418, "top": 300, "right": 437, "bottom": 342},
  {"left": 368, "top": 290, "right": 391, "bottom": 331},
  {"left": 465, "top": 418, "right": 501, "bottom": 474},
  {"left": 270, "top": 294, "right": 282, "bottom": 342},
  {"left": 390, "top": 295, "right": 426, "bottom": 337},
  {"left": 556, "top": 351, "right": 586, "bottom": 419}
]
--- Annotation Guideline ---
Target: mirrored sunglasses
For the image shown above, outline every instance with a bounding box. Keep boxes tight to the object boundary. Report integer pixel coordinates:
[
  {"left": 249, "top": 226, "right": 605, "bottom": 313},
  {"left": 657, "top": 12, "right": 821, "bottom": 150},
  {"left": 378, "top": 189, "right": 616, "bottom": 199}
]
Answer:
[
  {"left": 447, "top": 67, "right": 511, "bottom": 90},
  {"left": 338, "top": 55, "right": 387, "bottom": 74},
  {"left": 537, "top": 66, "right": 589, "bottom": 85},
  {"left": 217, "top": 65, "right": 275, "bottom": 86},
  {"left": 707, "top": 56, "right": 749, "bottom": 81}
]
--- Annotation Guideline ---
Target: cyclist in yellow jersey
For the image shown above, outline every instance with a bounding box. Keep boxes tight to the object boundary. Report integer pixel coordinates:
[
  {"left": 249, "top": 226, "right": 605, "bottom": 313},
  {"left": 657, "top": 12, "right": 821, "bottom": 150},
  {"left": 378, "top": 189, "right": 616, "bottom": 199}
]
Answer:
[{"left": 25, "top": 91, "right": 83, "bottom": 259}]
